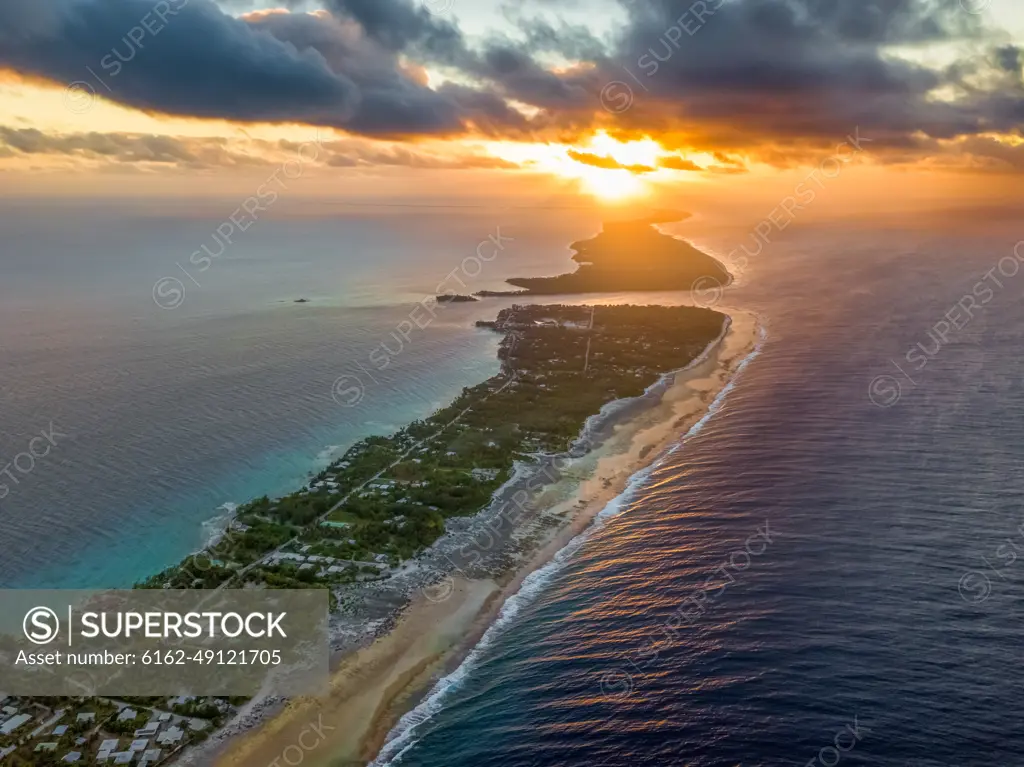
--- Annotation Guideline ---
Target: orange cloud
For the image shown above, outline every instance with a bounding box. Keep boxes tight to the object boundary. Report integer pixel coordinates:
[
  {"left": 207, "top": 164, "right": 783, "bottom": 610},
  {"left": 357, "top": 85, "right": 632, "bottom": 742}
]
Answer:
[{"left": 567, "top": 149, "right": 654, "bottom": 174}]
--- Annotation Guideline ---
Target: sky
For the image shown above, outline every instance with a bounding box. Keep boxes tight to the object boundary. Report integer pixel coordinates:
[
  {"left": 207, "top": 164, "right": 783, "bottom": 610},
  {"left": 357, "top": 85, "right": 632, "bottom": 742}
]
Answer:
[{"left": 1, "top": 0, "right": 1023, "bottom": 204}]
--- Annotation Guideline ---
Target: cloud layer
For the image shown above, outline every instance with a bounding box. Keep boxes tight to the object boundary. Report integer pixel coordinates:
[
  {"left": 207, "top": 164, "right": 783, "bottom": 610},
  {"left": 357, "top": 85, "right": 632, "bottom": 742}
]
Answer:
[{"left": 1, "top": 0, "right": 1022, "bottom": 170}]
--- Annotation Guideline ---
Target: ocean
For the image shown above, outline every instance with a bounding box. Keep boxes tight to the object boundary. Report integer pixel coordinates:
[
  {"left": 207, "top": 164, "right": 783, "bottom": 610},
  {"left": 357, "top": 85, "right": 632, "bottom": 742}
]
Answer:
[
  {"left": 5, "top": 199, "right": 1023, "bottom": 765},
  {"left": 371, "top": 207, "right": 1024, "bottom": 766},
  {"left": 0, "top": 198, "right": 597, "bottom": 587}
]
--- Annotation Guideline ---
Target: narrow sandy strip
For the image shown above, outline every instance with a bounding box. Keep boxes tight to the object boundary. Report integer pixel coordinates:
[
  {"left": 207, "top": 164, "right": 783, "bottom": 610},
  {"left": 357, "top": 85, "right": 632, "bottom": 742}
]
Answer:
[{"left": 213, "top": 309, "right": 761, "bottom": 767}]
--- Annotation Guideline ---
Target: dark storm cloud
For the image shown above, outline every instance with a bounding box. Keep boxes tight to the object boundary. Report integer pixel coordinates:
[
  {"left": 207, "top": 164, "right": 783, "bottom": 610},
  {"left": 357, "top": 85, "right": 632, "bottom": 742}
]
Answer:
[
  {"left": 0, "top": 0, "right": 366, "bottom": 126},
  {"left": 0, "top": 0, "right": 507, "bottom": 136},
  {"left": 324, "top": 0, "right": 464, "bottom": 55},
  {"left": 243, "top": 10, "right": 462, "bottom": 135},
  {"left": 581, "top": 0, "right": 1023, "bottom": 153}
]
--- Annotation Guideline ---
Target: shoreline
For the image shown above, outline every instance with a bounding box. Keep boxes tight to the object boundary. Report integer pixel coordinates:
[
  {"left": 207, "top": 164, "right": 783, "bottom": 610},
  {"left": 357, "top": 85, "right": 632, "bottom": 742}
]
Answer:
[{"left": 209, "top": 308, "right": 762, "bottom": 767}]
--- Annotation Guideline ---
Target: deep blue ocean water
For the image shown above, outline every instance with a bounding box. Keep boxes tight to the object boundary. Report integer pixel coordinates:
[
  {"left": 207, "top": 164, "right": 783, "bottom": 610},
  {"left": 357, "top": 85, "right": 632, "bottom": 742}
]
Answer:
[{"left": 373, "top": 209, "right": 1024, "bottom": 766}]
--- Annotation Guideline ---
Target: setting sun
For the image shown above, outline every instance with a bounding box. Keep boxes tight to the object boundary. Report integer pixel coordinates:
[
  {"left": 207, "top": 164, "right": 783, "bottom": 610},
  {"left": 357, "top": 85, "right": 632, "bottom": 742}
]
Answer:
[{"left": 482, "top": 131, "right": 695, "bottom": 201}]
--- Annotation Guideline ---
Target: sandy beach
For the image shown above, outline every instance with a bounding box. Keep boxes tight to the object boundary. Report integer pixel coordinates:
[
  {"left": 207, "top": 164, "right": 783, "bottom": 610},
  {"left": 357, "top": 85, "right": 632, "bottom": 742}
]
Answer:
[{"left": 210, "top": 308, "right": 761, "bottom": 767}]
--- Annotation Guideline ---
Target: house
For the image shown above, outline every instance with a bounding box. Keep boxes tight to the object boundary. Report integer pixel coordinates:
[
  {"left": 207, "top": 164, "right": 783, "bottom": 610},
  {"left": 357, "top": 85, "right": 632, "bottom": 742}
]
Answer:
[
  {"left": 34, "top": 742, "right": 58, "bottom": 752},
  {"left": 134, "top": 721, "right": 160, "bottom": 738},
  {"left": 157, "top": 713, "right": 171, "bottom": 722},
  {"left": 99, "top": 739, "right": 120, "bottom": 752},
  {"left": 62, "top": 752, "right": 82, "bottom": 763},
  {"left": 141, "top": 749, "right": 162, "bottom": 762},
  {"left": 53, "top": 724, "right": 69, "bottom": 736},
  {"left": 129, "top": 739, "right": 149, "bottom": 751},
  {"left": 156, "top": 726, "right": 184, "bottom": 745},
  {"left": 0, "top": 713, "right": 31, "bottom": 735},
  {"left": 112, "top": 753, "right": 134, "bottom": 765},
  {"left": 117, "top": 708, "right": 138, "bottom": 722}
]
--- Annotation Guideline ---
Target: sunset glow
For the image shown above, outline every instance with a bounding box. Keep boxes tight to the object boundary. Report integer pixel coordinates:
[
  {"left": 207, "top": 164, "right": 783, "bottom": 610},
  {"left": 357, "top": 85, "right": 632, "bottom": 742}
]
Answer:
[
  {"left": 6, "top": 1, "right": 1024, "bottom": 765},
  {"left": 482, "top": 132, "right": 703, "bottom": 201}
]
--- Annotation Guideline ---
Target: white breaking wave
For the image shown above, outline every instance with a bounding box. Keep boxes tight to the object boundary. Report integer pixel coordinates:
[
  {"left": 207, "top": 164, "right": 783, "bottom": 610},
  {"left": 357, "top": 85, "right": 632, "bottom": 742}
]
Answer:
[
  {"left": 372, "top": 318, "right": 767, "bottom": 766},
  {"left": 200, "top": 503, "right": 238, "bottom": 548}
]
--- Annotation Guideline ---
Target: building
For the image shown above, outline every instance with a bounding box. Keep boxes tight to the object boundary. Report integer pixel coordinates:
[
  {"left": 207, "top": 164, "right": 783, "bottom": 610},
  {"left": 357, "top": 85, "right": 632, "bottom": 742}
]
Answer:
[
  {"left": 0, "top": 713, "right": 31, "bottom": 735},
  {"left": 156, "top": 725, "right": 184, "bottom": 745}
]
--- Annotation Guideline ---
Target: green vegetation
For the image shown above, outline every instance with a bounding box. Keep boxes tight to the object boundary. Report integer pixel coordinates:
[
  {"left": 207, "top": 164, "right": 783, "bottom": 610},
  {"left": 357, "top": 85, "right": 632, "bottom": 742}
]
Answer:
[
  {"left": 137, "top": 304, "right": 724, "bottom": 593},
  {"left": 505, "top": 213, "right": 731, "bottom": 294}
]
